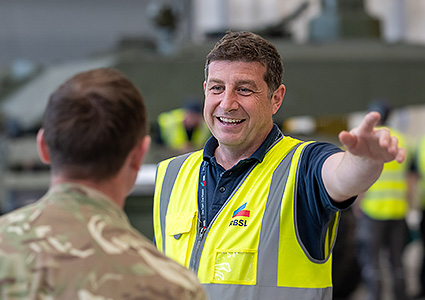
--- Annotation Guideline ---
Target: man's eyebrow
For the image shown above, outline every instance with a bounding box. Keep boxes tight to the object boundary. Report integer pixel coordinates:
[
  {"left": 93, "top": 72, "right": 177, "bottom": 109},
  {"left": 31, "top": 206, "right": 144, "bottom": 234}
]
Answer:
[
  {"left": 235, "top": 79, "right": 259, "bottom": 89},
  {"left": 206, "top": 78, "right": 260, "bottom": 90},
  {"left": 206, "top": 78, "right": 224, "bottom": 85}
]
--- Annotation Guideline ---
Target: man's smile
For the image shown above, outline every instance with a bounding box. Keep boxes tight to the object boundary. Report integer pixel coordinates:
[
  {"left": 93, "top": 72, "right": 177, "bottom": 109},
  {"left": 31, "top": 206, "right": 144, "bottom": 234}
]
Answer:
[{"left": 217, "top": 117, "right": 245, "bottom": 125}]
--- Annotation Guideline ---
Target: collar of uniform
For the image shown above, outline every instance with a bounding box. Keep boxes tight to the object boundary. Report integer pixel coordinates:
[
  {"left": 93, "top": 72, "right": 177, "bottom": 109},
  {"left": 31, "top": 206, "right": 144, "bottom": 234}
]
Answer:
[
  {"left": 47, "top": 182, "right": 128, "bottom": 221},
  {"left": 203, "top": 123, "right": 283, "bottom": 164}
]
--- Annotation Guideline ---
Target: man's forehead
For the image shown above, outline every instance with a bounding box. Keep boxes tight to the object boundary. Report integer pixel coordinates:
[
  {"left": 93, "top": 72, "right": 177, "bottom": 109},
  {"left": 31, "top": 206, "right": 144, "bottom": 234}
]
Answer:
[
  {"left": 208, "top": 60, "right": 265, "bottom": 69},
  {"left": 207, "top": 61, "right": 266, "bottom": 83}
]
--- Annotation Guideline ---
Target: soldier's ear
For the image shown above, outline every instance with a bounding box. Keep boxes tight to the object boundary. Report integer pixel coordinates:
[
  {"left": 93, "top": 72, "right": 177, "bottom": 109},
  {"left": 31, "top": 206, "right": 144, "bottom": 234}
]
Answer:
[
  {"left": 130, "top": 135, "right": 151, "bottom": 171},
  {"left": 37, "top": 129, "right": 51, "bottom": 164}
]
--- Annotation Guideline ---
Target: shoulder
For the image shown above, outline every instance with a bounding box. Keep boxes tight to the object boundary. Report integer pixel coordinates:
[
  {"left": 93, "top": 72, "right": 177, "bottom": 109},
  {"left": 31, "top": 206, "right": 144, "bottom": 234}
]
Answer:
[
  {"left": 81, "top": 230, "right": 207, "bottom": 299},
  {"left": 128, "top": 242, "right": 207, "bottom": 299},
  {"left": 157, "top": 150, "right": 203, "bottom": 172},
  {"left": 0, "top": 200, "right": 42, "bottom": 233},
  {"left": 0, "top": 224, "right": 207, "bottom": 299},
  {"left": 301, "top": 141, "right": 343, "bottom": 164},
  {"left": 297, "top": 142, "right": 344, "bottom": 191}
]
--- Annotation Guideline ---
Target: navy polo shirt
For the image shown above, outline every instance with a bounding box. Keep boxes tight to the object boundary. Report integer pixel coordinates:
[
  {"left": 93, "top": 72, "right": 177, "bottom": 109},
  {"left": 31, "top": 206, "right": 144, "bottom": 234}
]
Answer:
[{"left": 200, "top": 124, "right": 355, "bottom": 260}]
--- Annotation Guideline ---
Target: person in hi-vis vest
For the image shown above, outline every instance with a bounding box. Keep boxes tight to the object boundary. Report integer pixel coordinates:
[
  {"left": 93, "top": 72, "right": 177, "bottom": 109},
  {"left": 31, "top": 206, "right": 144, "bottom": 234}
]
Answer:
[
  {"left": 410, "top": 134, "right": 425, "bottom": 299},
  {"left": 156, "top": 99, "right": 211, "bottom": 154},
  {"left": 153, "top": 31, "right": 406, "bottom": 300},
  {"left": 355, "top": 100, "right": 411, "bottom": 300}
]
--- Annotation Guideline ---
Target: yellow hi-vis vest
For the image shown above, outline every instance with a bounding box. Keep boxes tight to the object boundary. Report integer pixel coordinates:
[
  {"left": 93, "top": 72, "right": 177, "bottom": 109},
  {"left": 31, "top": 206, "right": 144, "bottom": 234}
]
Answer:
[
  {"left": 153, "top": 135, "right": 339, "bottom": 300},
  {"left": 360, "top": 127, "right": 409, "bottom": 220},
  {"left": 417, "top": 136, "right": 425, "bottom": 209},
  {"left": 157, "top": 108, "right": 210, "bottom": 150}
]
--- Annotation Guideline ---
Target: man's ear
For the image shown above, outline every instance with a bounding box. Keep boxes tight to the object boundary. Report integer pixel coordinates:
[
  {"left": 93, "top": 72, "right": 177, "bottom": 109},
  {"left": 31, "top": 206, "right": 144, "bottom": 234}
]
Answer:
[
  {"left": 271, "top": 84, "right": 286, "bottom": 115},
  {"left": 36, "top": 129, "right": 51, "bottom": 164},
  {"left": 130, "top": 135, "right": 151, "bottom": 171}
]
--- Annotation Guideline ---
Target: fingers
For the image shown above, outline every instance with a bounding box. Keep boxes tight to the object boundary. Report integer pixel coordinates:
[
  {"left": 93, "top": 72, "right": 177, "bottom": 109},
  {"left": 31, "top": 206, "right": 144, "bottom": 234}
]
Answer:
[
  {"left": 338, "top": 117, "right": 406, "bottom": 164},
  {"left": 396, "top": 147, "right": 406, "bottom": 163},
  {"left": 377, "top": 127, "right": 392, "bottom": 149},
  {"left": 338, "top": 112, "right": 381, "bottom": 150},
  {"left": 388, "top": 135, "right": 399, "bottom": 154},
  {"left": 358, "top": 111, "right": 381, "bottom": 133},
  {"left": 385, "top": 134, "right": 406, "bottom": 163}
]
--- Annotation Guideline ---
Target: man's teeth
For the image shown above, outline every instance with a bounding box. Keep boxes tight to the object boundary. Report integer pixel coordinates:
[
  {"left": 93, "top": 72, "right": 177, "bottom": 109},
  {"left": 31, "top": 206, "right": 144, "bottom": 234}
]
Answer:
[{"left": 219, "top": 117, "right": 242, "bottom": 124}]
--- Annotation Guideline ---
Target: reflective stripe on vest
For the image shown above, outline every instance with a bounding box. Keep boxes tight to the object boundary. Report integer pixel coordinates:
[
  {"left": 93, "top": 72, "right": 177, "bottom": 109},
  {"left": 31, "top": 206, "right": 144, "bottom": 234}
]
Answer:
[
  {"left": 360, "top": 128, "right": 408, "bottom": 220},
  {"left": 202, "top": 284, "right": 332, "bottom": 299},
  {"left": 157, "top": 153, "right": 192, "bottom": 252},
  {"left": 154, "top": 136, "right": 338, "bottom": 300}
]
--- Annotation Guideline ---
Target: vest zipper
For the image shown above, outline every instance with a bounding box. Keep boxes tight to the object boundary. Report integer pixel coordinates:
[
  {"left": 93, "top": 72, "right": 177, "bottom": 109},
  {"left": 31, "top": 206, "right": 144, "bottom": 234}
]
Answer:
[
  {"left": 189, "top": 224, "right": 208, "bottom": 272},
  {"left": 189, "top": 163, "right": 259, "bottom": 274},
  {"left": 199, "top": 226, "right": 207, "bottom": 240}
]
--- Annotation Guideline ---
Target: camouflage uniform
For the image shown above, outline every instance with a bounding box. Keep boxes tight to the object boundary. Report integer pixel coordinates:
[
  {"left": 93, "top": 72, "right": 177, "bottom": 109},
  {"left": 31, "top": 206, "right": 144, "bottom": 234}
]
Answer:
[{"left": 0, "top": 183, "right": 207, "bottom": 300}]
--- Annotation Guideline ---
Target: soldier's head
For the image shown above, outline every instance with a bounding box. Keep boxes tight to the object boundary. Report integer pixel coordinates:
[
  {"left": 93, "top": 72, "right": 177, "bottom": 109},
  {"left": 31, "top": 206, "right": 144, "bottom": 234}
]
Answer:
[{"left": 38, "top": 68, "right": 149, "bottom": 182}]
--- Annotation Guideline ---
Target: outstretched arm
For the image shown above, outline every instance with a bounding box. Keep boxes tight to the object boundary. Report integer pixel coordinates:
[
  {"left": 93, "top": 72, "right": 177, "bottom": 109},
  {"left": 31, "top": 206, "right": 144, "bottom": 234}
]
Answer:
[{"left": 322, "top": 111, "right": 406, "bottom": 202}]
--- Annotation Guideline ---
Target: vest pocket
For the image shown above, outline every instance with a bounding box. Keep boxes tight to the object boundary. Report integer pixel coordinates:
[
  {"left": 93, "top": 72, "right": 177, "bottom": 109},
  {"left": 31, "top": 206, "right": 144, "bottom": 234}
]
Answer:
[
  {"left": 211, "top": 249, "right": 257, "bottom": 285},
  {"left": 165, "top": 211, "right": 197, "bottom": 267}
]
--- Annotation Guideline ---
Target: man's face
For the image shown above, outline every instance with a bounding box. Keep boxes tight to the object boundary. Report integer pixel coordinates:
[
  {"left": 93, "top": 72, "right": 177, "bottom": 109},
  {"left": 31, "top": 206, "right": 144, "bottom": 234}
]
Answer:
[{"left": 204, "top": 60, "right": 284, "bottom": 153}]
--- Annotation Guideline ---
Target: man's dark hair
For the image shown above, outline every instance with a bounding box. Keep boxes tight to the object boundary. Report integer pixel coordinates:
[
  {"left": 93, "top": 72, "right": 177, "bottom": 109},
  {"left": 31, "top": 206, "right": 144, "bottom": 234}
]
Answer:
[
  {"left": 43, "top": 68, "right": 148, "bottom": 181},
  {"left": 204, "top": 31, "right": 284, "bottom": 98}
]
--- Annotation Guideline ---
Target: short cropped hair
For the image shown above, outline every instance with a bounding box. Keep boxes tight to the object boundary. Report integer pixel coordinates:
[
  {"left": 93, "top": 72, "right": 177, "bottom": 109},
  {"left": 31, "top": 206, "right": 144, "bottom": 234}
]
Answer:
[
  {"left": 204, "top": 31, "right": 284, "bottom": 98},
  {"left": 42, "top": 68, "right": 148, "bottom": 181}
]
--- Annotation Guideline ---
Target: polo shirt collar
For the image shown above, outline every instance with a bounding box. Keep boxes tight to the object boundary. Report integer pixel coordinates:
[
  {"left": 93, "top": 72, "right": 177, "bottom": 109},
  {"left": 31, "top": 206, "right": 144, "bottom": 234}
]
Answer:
[{"left": 203, "top": 124, "right": 283, "bottom": 164}]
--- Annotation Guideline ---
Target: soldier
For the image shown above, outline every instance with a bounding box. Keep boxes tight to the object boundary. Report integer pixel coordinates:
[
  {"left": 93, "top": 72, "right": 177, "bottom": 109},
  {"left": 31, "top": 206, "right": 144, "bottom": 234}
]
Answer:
[{"left": 0, "top": 68, "right": 207, "bottom": 300}]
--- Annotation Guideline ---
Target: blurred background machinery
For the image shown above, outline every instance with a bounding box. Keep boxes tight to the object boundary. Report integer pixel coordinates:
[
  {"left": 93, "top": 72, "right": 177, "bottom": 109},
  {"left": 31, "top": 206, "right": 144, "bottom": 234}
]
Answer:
[
  {"left": 1, "top": 2, "right": 425, "bottom": 298},
  {"left": 0, "top": 0, "right": 424, "bottom": 256}
]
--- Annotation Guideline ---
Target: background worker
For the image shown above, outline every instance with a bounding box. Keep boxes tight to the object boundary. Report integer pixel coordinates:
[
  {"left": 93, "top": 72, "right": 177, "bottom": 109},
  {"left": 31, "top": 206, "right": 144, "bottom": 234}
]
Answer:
[
  {"left": 153, "top": 31, "right": 405, "bottom": 300},
  {"left": 355, "top": 100, "right": 411, "bottom": 300},
  {"left": 411, "top": 134, "right": 425, "bottom": 299},
  {"left": 0, "top": 68, "right": 207, "bottom": 300},
  {"left": 156, "top": 98, "right": 210, "bottom": 153}
]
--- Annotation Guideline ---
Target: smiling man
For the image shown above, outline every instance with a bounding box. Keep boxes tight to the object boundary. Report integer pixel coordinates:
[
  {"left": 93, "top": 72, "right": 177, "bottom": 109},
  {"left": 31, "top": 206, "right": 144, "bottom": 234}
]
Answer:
[{"left": 153, "top": 31, "right": 405, "bottom": 300}]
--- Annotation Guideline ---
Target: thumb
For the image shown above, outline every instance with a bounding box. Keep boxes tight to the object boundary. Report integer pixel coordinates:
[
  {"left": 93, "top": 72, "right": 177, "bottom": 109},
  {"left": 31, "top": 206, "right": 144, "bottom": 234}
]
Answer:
[{"left": 339, "top": 130, "right": 355, "bottom": 149}]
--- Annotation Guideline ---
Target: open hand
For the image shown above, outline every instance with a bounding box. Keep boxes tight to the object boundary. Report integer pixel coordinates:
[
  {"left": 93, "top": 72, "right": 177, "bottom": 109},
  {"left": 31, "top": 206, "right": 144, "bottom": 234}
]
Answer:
[{"left": 338, "top": 111, "right": 406, "bottom": 164}]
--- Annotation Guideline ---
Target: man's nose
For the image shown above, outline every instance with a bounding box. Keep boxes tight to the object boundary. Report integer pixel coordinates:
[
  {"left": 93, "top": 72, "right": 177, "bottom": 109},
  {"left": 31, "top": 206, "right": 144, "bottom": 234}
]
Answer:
[{"left": 220, "top": 90, "right": 239, "bottom": 111}]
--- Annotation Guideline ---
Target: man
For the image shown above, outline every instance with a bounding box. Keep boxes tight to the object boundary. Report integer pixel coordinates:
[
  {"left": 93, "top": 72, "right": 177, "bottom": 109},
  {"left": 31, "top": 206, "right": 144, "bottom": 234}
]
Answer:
[
  {"left": 0, "top": 68, "right": 207, "bottom": 300},
  {"left": 157, "top": 99, "right": 210, "bottom": 153},
  {"left": 411, "top": 134, "right": 425, "bottom": 299},
  {"left": 356, "top": 100, "right": 411, "bottom": 300},
  {"left": 153, "top": 31, "right": 405, "bottom": 300}
]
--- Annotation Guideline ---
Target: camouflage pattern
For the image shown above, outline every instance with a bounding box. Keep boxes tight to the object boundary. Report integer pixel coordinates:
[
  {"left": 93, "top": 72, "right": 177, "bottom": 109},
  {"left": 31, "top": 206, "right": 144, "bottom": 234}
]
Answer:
[{"left": 0, "top": 183, "right": 208, "bottom": 300}]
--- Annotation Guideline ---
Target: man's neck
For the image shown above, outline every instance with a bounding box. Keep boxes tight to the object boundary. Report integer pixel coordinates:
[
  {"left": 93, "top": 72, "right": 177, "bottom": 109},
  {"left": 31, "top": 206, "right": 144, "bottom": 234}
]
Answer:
[
  {"left": 214, "top": 146, "right": 246, "bottom": 170},
  {"left": 214, "top": 137, "right": 266, "bottom": 170},
  {"left": 50, "top": 176, "right": 126, "bottom": 208}
]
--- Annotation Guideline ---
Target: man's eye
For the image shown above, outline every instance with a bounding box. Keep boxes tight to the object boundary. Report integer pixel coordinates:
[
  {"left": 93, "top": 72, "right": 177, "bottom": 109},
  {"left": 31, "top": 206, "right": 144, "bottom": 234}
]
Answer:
[
  {"left": 210, "top": 86, "right": 223, "bottom": 93},
  {"left": 238, "top": 88, "right": 253, "bottom": 96}
]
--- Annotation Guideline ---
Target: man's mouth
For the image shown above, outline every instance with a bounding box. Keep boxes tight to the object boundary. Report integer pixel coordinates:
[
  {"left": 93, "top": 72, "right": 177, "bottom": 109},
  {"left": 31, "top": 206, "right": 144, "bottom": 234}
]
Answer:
[{"left": 218, "top": 117, "right": 244, "bottom": 125}]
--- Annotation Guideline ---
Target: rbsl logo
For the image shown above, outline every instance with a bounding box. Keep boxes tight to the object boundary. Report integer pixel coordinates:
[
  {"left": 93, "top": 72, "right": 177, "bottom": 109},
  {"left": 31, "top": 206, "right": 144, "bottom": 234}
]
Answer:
[
  {"left": 229, "top": 219, "right": 248, "bottom": 227},
  {"left": 229, "top": 202, "right": 250, "bottom": 227}
]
